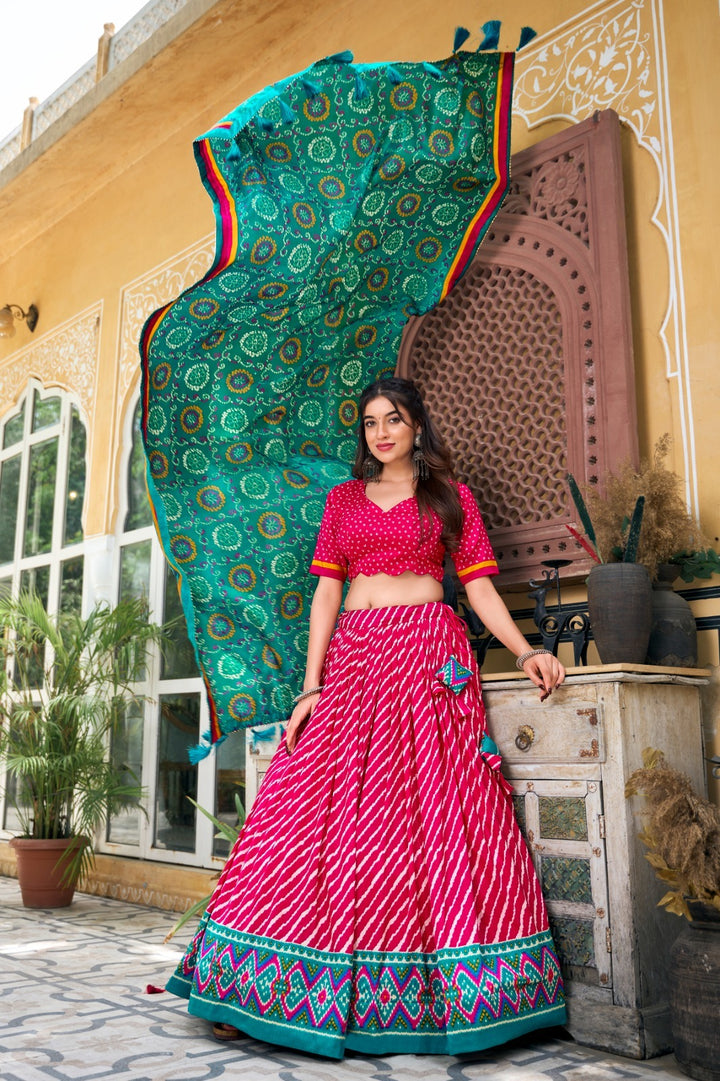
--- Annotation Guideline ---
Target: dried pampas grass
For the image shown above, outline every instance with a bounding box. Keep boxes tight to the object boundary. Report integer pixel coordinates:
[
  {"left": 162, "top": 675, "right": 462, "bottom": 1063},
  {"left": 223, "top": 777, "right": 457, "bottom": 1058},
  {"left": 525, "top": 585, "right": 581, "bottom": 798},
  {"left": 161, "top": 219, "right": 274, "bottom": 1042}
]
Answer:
[{"left": 626, "top": 747, "right": 720, "bottom": 918}]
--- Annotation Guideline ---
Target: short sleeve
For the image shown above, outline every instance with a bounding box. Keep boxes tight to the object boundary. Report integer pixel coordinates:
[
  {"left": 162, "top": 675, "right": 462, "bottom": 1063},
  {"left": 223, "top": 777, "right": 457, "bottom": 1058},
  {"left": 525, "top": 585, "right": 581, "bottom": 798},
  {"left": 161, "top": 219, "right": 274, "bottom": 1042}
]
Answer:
[
  {"left": 310, "top": 489, "right": 348, "bottom": 582},
  {"left": 451, "top": 483, "right": 499, "bottom": 584}
]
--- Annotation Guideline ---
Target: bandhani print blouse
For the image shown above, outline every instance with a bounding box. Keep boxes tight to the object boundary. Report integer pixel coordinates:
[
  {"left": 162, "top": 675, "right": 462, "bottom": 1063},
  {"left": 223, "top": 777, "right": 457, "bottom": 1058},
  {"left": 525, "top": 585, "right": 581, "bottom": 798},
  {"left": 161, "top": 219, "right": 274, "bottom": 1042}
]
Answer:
[{"left": 310, "top": 479, "right": 499, "bottom": 585}]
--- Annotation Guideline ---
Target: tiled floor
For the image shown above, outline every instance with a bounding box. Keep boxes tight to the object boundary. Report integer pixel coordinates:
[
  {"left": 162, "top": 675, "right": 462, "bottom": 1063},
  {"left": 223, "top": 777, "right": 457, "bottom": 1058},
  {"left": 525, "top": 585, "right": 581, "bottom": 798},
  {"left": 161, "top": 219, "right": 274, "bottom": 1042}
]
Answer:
[{"left": 0, "top": 876, "right": 688, "bottom": 1081}]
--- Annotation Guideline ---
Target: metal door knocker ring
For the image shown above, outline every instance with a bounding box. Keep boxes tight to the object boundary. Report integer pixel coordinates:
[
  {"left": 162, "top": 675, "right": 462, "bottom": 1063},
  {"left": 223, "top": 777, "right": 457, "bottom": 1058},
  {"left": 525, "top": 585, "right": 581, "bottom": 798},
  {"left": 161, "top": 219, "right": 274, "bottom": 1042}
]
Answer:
[{"left": 515, "top": 724, "right": 535, "bottom": 751}]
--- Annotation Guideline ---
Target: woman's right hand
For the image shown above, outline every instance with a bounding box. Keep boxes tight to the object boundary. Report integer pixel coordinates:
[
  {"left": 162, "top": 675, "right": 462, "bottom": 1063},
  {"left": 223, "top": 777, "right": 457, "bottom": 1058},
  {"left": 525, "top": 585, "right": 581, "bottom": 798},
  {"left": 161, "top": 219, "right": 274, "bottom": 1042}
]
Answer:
[{"left": 285, "top": 692, "right": 321, "bottom": 755}]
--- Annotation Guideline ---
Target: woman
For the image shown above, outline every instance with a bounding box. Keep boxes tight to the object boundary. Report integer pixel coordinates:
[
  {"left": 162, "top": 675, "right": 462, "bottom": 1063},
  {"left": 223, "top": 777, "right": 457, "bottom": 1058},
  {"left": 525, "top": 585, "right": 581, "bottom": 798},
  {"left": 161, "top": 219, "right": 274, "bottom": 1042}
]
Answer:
[{"left": 167, "top": 377, "right": 567, "bottom": 1058}]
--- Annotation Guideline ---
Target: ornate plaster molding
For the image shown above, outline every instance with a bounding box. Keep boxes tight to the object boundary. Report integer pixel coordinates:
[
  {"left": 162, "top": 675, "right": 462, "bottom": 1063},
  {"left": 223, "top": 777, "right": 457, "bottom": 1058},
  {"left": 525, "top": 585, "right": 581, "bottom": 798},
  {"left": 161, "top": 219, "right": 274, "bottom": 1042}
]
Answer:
[
  {"left": 117, "top": 234, "right": 214, "bottom": 413},
  {"left": 514, "top": 0, "right": 698, "bottom": 514},
  {"left": 108, "top": 236, "right": 214, "bottom": 528},
  {"left": 0, "top": 303, "right": 102, "bottom": 423}
]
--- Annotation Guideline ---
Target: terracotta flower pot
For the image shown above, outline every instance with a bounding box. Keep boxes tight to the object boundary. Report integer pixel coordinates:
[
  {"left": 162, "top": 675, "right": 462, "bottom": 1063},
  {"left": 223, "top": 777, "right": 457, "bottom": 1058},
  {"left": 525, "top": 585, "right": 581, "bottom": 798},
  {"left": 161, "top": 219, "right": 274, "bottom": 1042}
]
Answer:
[
  {"left": 587, "top": 563, "right": 652, "bottom": 664},
  {"left": 10, "top": 836, "right": 87, "bottom": 908}
]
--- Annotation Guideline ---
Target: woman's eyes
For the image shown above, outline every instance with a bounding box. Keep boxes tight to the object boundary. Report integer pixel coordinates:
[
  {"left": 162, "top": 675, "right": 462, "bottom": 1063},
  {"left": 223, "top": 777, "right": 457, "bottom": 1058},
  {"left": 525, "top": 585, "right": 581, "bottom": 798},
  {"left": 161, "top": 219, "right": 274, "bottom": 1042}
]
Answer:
[{"left": 364, "top": 415, "right": 402, "bottom": 428}]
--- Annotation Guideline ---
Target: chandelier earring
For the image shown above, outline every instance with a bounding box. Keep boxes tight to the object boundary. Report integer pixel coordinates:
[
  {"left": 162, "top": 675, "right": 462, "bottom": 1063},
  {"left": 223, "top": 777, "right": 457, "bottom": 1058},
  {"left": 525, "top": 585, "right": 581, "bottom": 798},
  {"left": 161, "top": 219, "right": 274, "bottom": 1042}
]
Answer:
[
  {"left": 412, "top": 431, "right": 429, "bottom": 481},
  {"left": 362, "top": 454, "right": 381, "bottom": 482}
]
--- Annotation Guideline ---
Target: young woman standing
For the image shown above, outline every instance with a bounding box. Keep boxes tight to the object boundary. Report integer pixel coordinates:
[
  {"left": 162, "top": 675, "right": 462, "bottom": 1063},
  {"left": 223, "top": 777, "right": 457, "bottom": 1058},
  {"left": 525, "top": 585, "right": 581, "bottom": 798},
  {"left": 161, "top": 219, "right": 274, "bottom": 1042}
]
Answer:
[{"left": 167, "top": 377, "right": 567, "bottom": 1058}]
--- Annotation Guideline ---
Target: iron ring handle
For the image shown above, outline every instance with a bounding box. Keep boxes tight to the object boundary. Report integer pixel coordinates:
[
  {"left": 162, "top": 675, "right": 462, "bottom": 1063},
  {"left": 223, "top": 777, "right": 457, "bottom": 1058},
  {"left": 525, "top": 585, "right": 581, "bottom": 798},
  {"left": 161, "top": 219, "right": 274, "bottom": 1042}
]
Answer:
[{"left": 515, "top": 724, "right": 535, "bottom": 752}]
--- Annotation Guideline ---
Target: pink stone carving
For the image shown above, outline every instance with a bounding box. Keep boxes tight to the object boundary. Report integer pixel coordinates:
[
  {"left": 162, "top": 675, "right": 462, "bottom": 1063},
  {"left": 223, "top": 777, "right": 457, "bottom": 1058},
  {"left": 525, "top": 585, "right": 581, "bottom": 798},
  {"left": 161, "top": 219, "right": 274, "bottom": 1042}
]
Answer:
[{"left": 397, "top": 110, "right": 637, "bottom": 585}]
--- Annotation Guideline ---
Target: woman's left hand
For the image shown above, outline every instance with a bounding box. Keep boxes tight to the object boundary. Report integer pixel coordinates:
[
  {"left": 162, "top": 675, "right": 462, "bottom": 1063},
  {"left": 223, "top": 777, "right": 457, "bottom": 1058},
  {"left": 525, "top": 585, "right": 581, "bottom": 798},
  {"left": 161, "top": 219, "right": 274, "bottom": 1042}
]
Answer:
[{"left": 522, "top": 653, "right": 566, "bottom": 701}]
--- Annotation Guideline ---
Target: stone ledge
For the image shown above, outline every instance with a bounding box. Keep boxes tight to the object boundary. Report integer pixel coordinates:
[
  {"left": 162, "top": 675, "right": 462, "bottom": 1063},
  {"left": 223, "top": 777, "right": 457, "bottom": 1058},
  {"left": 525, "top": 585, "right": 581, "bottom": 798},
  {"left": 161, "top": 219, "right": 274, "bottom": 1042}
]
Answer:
[{"left": 0, "top": 841, "right": 218, "bottom": 913}]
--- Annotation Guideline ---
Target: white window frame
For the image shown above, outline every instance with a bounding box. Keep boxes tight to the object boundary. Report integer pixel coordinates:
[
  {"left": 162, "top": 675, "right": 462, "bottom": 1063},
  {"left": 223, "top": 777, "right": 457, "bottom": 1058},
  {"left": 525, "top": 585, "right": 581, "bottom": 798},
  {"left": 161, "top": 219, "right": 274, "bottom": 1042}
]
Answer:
[
  {"left": 0, "top": 380, "right": 89, "bottom": 835},
  {"left": 96, "top": 394, "right": 221, "bottom": 869}
]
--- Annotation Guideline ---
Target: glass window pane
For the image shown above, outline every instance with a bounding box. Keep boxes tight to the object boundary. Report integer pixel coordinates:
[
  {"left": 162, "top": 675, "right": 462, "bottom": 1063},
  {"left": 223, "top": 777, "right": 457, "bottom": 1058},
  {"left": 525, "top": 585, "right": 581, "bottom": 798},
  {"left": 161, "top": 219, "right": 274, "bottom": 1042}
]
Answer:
[
  {"left": 119, "top": 539, "right": 152, "bottom": 602},
  {"left": 59, "top": 556, "right": 84, "bottom": 615},
  {"left": 32, "top": 391, "right": 62, "bottom": 432},
  {"left": 20, "top": 564, "right": 50, "bottom": 608},
  {"left": 3, "top": 403, "right": 25, "bottom": 449},
  {"left": 2, "top": 771, "right": 31, "bottom": 833},
  {"left": 16, "top": 567, "right": 50, "bottom": 688},
  {"left": 63, "top": 407, "right": 86, "bottom": 545},
  {"left": 24, "top": 438, "right": 58, "bottom": 556},
  {"left": 125, "top": 402, "right": 152, "bottom": 532},
  {"left": 154, "top": 693, "right": 199, "bottom": 852},
  {"left": 161, "top": 563, "right": 199, "bottom": 680},
  {"left": 213, "top": 735, "right": 246, "bottom": 859},
  {"left": 0, "top": 455, "right": 20, "bottom": 563},
  {"left": 107, "top": 702, "right": 144, "bottom": 846}
]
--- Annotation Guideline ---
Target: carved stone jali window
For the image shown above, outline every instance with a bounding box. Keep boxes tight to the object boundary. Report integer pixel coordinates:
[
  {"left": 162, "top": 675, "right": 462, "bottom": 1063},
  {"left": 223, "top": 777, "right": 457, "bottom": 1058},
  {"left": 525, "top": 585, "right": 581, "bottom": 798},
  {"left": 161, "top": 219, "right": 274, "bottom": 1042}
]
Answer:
[{"left": 397, "top": 110, "right": 637, "bottom": 586}]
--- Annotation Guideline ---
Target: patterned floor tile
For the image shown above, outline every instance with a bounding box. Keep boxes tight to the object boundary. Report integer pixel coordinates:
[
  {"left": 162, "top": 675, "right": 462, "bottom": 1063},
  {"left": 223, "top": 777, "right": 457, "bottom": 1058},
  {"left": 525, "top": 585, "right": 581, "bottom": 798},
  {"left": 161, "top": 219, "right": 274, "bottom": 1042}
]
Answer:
[{"left": 0, "top": 877, "right": 688, "bottom": 1081}]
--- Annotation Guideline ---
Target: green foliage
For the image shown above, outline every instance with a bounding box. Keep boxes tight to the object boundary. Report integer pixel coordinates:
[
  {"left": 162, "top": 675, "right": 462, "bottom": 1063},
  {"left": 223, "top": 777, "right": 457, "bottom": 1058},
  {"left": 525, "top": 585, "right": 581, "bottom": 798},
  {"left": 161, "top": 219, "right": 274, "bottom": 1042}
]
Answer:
[
  {"left": 0, "top": 591, "right": 168, "bottom": 883},
  {"left": 583, "top": 436, "right": 709, "bottom": 579},
  {"left": 566, "top": 473, "right": 598, "bottom": 554},
  {"left": 623, "top": 496, "right": 645, "bottom": 563},
  {"left": 164, "top": 794, "right": 245, "bottom": 942},
  {"left": 670, "top": 547, "right": 720, "bottom": 584}
]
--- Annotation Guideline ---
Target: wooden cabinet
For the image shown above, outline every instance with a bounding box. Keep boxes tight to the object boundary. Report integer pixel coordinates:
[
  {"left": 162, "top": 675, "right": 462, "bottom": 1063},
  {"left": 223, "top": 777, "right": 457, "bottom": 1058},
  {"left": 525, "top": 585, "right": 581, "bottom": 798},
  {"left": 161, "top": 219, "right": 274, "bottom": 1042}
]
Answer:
[{"left": 482, "top": 664, "right": 709, "bottom": 1059}]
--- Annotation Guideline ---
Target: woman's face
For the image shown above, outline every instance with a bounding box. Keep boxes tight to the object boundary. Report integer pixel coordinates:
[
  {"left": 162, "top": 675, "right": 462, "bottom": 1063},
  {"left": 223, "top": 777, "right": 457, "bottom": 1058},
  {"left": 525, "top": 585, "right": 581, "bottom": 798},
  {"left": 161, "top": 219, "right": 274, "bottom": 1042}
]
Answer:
[{"left": 362, "top": 395, "right": 418, "bottom": 469}]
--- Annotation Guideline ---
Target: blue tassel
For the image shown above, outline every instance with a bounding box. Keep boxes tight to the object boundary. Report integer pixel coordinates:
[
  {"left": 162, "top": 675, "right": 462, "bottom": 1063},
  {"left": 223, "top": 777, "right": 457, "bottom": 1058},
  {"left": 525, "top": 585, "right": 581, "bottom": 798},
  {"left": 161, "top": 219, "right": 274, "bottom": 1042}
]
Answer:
[
  {"left": 354, "top": 73, "right": 369, "bottom": 100},
  {"left": 188, "top": 741, "right": 212, "bottom": 763},
  {"left": 423, "top": 62, "right": 442, "bottom": 79},
  {"left": 328, "top": 49, "right": 353, "bottom": 63},
  {"left": 201, "top": 729, "right": 212, "bottom": 742},
  {"left": 518, "top": 25, "right": 537, "bottom": 49},
  {"left": 256, "top": 116, "right": 274, "bottom": 132},
  {"left": 278, "top": 97, "right": 294, "bottom": 123},
  {"left": 302, "top": 77, "right": 322, "bottom": 97},
  {"left": 453, "top": 26, "right": 470, "bottom": 52},
  {"left": 386, "top": 65, "right": 402, "bottom": 85},
  {"left": 226, "top": 143, "right": 241, "bottom": 163},
  {"left": 478, "top": 19, "right": 501, "bottom": 50}
]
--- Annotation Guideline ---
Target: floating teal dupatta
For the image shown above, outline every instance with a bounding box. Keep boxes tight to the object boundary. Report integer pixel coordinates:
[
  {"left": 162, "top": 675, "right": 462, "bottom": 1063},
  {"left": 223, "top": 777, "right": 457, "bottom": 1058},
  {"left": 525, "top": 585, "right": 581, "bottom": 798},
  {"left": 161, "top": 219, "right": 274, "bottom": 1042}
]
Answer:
[{"left": 139, "top": 44, "right": 515, "bottom": 751}]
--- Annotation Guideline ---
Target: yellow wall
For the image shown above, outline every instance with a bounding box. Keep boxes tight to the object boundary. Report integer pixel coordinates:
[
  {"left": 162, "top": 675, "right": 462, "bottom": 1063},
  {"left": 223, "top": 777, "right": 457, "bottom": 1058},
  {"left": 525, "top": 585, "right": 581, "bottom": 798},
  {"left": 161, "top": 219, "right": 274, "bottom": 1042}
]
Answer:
[{"left": 1, "top": 0, "right": 718, "bottom": 791}]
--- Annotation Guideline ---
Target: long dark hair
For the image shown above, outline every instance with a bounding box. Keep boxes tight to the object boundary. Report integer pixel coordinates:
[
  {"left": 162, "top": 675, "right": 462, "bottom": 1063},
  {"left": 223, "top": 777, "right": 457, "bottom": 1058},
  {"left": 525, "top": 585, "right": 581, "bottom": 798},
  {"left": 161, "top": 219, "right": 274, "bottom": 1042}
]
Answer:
[{"left": 352, "top": 377, "right": 463, "bottom": 551}]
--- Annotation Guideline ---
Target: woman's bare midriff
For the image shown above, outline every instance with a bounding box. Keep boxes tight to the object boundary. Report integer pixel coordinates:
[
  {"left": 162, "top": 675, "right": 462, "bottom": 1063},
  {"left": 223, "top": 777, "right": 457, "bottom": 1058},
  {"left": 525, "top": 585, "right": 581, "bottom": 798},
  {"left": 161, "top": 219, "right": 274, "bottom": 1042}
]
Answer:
[{"left": 343, "top": 571, "right": 444, "bottom": 611}]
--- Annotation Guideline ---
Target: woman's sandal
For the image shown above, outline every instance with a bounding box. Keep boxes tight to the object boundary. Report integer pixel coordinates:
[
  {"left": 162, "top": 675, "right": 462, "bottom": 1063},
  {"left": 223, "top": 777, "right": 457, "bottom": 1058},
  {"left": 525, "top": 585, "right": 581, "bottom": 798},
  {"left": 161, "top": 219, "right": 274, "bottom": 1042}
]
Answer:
[{"left": 212, "top": 1022, "right": 241, "bottom": 1041}]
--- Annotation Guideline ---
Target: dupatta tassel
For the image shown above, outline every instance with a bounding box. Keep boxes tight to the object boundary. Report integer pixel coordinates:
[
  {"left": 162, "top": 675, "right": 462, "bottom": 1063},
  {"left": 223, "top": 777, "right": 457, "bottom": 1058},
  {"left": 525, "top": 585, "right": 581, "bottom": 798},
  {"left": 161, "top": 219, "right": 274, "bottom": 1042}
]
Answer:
[
  {"left": 277, "top": 97, "right": 295, "bottom": 123},
  {"left": 518, "top": 26, "right": 537, "bottom": 50},
  {"left": 302, "top": 77, "right": 322, "bottom": 97},
  {"left": 478, "top": 19, "right": 501, "bottom": 51},
  {"left": 354, "top": 73, "right": 370, "bottom": 101},
  {"left": 453, "top": 26, "right": 471, "bottom": 52}
]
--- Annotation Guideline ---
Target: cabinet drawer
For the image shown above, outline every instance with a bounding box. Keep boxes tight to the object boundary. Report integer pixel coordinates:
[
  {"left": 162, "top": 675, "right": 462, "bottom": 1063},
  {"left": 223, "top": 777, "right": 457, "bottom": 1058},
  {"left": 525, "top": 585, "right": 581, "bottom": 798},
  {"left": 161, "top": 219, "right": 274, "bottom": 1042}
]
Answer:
[{"left": 483, "top": 684, "right": 603, "bottom": 765}]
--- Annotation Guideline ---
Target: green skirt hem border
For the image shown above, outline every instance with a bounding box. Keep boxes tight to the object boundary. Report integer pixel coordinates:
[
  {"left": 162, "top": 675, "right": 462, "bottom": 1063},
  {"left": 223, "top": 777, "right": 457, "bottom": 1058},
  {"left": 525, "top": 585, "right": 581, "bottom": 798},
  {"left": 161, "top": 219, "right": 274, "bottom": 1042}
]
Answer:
[{"left": 166, "top": 972, "right": 567, "bottom": 1059}]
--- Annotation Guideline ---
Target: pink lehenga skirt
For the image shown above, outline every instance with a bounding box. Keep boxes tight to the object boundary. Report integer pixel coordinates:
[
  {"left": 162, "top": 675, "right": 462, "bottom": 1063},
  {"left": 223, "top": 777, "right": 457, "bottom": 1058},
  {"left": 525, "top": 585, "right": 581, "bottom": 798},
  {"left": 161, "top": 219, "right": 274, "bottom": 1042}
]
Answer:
[{"left": 167, "top": 602, "right": 565, "bottom": 1057}]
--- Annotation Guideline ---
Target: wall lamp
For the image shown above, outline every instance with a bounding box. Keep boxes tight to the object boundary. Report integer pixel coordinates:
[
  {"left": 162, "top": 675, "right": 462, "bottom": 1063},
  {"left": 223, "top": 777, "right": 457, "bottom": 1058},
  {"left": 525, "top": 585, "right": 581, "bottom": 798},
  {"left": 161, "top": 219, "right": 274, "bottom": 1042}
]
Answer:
[{"left": 0, "top": 303, "right": 39, "bottom": 339}]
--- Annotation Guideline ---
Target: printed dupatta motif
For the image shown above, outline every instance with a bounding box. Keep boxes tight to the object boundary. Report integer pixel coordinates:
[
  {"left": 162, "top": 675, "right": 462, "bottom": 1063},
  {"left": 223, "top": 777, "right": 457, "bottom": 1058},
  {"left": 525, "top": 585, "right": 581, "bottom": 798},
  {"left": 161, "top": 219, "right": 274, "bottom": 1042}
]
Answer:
[{"left": 139, "top": 43, "right": 515, "bottom": 749}]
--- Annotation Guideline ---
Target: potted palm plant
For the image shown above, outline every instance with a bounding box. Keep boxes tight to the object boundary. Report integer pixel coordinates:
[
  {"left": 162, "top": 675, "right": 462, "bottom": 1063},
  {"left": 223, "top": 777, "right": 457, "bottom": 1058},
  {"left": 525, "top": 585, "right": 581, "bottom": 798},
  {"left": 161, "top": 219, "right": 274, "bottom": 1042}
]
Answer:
[
  {"left": 626, "top": 748, "right": 720, "bottom": 1081},
  {"left": 0, "top": 591, "right": 166, "bottom": 907}
]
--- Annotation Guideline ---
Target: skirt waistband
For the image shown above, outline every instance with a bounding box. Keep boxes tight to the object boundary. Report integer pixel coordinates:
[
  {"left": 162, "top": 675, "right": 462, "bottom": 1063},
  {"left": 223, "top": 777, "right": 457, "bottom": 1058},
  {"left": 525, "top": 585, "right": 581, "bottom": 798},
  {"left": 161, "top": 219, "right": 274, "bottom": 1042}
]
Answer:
[{"left": 337, "top": 601, "right": 461, "bottom": 634}]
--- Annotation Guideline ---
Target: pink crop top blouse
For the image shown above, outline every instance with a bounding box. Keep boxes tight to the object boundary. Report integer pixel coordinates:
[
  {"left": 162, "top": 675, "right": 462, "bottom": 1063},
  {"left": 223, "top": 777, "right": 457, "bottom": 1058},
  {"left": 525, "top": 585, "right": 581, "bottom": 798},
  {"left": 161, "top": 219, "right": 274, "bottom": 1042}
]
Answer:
[{"left": 310, "top": 479, "right": 499, "bottom": 585}]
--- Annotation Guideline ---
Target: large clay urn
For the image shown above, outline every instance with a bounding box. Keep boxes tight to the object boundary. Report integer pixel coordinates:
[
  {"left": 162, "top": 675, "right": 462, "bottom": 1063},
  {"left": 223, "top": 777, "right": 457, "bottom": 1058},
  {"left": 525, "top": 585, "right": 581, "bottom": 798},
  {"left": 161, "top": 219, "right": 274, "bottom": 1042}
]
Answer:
[
  {"left": 587, "top": 563, "right": 653, "bottom": 664},
  {"left": 669, "top": 901, "right": 720, "bottom": 1081},
  {"left": 646, "top": 563, "right": 698, "bottom": 667}
]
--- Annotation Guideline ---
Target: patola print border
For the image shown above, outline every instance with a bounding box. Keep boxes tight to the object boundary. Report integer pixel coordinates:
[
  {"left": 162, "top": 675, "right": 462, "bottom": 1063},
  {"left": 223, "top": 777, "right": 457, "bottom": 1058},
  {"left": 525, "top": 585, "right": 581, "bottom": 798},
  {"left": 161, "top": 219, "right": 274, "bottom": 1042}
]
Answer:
[{"left": 167, "top": 918, "right": 565, "bottom": 1058}]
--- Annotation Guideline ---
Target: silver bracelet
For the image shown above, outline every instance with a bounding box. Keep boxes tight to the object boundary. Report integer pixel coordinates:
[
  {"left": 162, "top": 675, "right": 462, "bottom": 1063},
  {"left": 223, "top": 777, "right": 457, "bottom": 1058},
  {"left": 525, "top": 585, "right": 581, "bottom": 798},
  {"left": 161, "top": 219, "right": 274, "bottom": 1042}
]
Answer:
[
  {"left": 292, "top": 685, "right": 323, "bottom": 704},
  {"left": 516, "top": 648, "right": 553, "bottom": 671}
]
